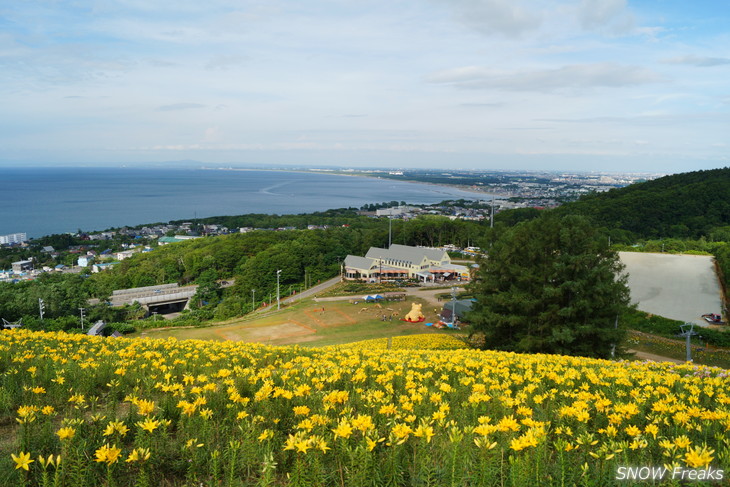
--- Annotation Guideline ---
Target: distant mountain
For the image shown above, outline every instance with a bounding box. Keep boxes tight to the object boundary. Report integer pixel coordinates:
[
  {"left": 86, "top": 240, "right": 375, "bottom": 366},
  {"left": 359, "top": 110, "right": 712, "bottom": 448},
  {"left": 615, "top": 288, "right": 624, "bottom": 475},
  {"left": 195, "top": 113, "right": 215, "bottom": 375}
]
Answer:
[{"left": 558, "top": 167, "right": 730, "bottom": 239}]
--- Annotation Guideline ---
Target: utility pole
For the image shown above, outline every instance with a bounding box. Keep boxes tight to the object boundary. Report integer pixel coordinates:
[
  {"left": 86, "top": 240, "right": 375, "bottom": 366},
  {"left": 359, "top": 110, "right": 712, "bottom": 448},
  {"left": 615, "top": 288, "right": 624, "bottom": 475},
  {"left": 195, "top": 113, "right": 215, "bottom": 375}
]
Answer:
[
  {"left": 276, "top": 269, "right": 282, "bottom": 310},
  {"left": 388, "top": 217, "right": 392, "bottom": 247},
  {"left": 79, "top": 307, "right": 85, "bottom": 331},
  {"left": 38, "top": 298, "right": 45, "bottom": 320},
  {"left": 252, "top": 289, "right": 255, "bottom": 312},
  {"left": 490, "top": 199, "right": 495, "bottom": 229}
]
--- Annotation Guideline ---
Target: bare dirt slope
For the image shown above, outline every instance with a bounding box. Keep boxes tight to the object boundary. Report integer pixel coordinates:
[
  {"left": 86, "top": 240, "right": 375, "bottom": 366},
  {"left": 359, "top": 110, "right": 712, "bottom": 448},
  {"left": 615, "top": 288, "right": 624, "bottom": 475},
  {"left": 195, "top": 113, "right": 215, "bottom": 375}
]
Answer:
[{"left": 619, "top": 252, "right": 724, "bottom": 327}]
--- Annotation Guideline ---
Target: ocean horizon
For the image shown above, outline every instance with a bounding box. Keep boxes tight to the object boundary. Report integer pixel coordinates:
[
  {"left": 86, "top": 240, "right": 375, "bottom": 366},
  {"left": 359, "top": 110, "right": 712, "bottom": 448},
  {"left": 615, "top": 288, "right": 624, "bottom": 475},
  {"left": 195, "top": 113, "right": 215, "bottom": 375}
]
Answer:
[{"left": 0, "top": 167, "right": 489, "bottom": 238}]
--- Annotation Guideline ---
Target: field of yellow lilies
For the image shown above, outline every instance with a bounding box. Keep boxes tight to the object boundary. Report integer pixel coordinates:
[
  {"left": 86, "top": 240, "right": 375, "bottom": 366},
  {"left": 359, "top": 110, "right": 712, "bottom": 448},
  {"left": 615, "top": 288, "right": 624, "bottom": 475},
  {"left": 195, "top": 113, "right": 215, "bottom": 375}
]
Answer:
[{"left": 1, "top": 329, "right": 729, "bottom": 486}]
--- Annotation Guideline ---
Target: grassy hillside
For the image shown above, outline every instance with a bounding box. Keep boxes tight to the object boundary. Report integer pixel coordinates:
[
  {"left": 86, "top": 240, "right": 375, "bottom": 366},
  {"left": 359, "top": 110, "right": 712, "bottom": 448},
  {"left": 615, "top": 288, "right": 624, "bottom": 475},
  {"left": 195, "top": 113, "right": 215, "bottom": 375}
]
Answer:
[
  {"left": 138, "top": 296, "right": 455, "bottom": 347},
  {"left": 1, "top": 329, "right": 728, "bottom": 486},
  {"left": 558, "top": 167, "right": 730, "bottom": 239}
]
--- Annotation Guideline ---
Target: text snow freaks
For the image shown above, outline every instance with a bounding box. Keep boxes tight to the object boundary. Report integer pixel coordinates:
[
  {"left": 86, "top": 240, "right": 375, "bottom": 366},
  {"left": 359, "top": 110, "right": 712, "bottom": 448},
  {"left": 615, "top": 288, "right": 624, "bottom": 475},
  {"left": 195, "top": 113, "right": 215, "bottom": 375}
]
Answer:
[{"left": 616, "top": 465, "right": 724, "bottom": 481}]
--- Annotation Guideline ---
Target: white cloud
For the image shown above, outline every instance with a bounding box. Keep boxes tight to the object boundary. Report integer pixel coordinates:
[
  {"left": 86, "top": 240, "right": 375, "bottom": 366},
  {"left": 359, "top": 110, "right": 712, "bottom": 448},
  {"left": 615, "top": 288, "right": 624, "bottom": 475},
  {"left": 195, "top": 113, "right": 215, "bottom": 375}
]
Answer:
[
  {"left": 447, "top": 0, "right": 542, "bottom": 38},
  {"left": 427, "top": 63, "right": 663, "bottom": 92},
  {"left": 577, "top": 0, "right": 635, "bottom": 34},
  {"left": 205, "top": 55, "right": 248, "bottom": 70},
  {"left": 662, "top": 55, "right": 730, "bottom": 67},
  {"left": 0, "top": 0, "right": 728, "bottom": 172},
  {"left": 157, "top": 103, "right": 206, "bottom": 111}
]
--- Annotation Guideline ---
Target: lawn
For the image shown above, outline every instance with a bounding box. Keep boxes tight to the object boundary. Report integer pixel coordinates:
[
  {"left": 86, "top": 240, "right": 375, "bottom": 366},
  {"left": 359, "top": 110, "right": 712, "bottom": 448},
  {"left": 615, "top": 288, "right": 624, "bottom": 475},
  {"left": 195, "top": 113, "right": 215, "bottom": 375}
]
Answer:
[{"left": 137, "top": 296, "right": 460, "bottom": 347}]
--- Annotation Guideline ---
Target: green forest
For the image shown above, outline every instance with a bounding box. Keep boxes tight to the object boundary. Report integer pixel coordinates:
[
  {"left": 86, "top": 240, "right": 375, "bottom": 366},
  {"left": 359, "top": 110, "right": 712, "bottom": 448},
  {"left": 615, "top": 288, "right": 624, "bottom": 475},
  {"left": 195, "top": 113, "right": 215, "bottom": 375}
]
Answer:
[{"left": 556, "top": 167, "right": 730, "bottom": 240}]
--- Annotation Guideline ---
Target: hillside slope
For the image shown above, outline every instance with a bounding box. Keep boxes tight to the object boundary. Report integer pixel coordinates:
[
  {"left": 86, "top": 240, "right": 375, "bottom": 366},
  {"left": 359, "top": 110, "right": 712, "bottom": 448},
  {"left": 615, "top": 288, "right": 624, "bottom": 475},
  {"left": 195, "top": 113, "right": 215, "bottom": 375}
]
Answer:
[{"left": 558, "top": 167, "right": 730, "bottom": 238}]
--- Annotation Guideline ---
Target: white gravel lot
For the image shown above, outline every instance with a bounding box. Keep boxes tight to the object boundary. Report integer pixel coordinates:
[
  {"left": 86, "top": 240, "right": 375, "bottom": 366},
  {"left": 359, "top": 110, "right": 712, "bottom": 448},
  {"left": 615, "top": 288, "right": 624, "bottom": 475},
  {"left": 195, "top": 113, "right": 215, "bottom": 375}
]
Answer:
[{"left": 619, "top": 252, "right": 724, "bottom": 327}]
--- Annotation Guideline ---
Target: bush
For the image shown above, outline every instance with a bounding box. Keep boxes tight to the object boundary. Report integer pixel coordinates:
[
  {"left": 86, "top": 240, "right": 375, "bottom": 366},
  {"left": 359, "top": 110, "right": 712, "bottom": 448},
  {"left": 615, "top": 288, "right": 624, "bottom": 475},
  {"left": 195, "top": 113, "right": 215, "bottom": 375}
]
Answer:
[
  {"left": 106, "top": 322, "right": 136, "bottom": 334},
  {"left": 623, "top": 309, "right": 683, "bottom": 336}
]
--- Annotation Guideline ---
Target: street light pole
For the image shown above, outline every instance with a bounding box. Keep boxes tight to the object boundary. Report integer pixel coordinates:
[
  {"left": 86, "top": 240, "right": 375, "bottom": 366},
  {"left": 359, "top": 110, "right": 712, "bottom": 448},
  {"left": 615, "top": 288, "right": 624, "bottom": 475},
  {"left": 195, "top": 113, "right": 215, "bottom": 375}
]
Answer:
[{"left": 276, "top": 269, "right": 282, "bottom": 310}]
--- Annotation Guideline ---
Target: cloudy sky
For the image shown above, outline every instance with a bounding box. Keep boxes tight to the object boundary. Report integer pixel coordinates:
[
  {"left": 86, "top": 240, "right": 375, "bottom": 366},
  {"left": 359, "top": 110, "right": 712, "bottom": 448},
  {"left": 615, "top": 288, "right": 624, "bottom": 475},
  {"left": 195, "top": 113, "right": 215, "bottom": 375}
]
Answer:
[{"left": 1, "top": 0, "right": 728, "bottom": 172}]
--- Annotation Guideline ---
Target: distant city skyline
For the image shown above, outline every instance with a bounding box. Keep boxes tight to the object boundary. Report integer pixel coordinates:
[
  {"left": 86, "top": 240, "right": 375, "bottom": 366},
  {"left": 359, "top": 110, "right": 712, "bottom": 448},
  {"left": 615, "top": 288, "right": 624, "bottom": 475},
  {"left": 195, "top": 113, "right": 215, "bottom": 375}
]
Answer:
[{"left": 1, "top": 1, "right": 728, "bottom": 173}]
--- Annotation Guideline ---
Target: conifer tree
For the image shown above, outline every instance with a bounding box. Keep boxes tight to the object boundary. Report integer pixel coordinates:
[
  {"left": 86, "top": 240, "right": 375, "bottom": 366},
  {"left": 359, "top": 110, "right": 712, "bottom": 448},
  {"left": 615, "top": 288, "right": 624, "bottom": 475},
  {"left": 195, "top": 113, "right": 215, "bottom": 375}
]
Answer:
[{"left": 467, "top": 213, "right": 630, "bottom": 358}]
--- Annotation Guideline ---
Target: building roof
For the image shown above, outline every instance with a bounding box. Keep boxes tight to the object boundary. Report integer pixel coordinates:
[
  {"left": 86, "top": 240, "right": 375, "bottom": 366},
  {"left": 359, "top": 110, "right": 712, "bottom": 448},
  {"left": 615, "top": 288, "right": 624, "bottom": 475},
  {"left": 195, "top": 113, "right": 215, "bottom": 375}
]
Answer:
[
  {"left": 87, "top": 320, "right": 107, "bottom": 336},
  {"left": 442, "top": 299, "right": 474, "bottom": 320},
  {"left": 430, "top": 264, "right": 471, "bottom": 274},
  {"left": 390, "top": 244, "right": 447, "bottom": 263},
  {"left": 365, "top": 244, "right": 448, "bottom": 266},
  {"left": 344, "top": 255, "right": 377, "bottom": 270},
  {"left": 366, "top": 246, "right": 425, "bottom": 265},
  {"left": 159, "top": 236, "right": 184, "bottom": 243}
]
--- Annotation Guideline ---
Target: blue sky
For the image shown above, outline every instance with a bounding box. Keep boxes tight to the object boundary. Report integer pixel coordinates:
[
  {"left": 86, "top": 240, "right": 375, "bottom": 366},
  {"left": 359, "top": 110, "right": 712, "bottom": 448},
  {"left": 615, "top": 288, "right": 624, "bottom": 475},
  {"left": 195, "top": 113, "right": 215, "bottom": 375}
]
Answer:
[{"left": 1, "top": 0, "right": 728, "bottom": 173}]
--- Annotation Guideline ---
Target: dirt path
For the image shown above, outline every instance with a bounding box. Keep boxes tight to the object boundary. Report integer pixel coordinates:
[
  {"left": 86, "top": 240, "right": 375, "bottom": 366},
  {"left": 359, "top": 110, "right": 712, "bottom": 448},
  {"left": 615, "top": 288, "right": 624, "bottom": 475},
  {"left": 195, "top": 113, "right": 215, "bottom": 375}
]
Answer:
[
  {"left": 404, "top": 286, "right": 467, "bottom": 307},
  {"left": 628, "top": 349, "right": 685, "bottom": 364},
  {"left": 314, "top": 286, "right": 461, "bottom": 307}
]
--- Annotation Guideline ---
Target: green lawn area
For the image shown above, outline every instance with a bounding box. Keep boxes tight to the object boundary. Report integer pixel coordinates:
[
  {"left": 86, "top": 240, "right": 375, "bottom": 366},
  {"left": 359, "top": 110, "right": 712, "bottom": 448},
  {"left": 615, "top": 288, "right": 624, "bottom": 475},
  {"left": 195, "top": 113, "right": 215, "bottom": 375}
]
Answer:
[{"left": 136, "top": 296, "right": 460, "bottom": 347}]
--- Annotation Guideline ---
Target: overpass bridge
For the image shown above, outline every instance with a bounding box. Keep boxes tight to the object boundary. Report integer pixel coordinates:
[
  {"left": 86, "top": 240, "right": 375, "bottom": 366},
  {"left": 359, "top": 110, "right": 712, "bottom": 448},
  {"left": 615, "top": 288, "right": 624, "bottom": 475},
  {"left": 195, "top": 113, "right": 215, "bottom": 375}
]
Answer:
[
  {"left": 91, "top": 283, "right": 199, "bottom": 314},
  {"left": 89, "top": 280, "right": 234, "bottom": 315}
]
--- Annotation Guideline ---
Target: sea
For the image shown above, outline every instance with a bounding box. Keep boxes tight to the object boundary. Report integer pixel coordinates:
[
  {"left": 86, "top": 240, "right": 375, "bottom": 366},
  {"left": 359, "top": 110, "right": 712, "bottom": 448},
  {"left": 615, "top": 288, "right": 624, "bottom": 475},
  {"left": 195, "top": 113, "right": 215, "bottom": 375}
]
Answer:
[{"left": 0, "top": 167, "right": 489, "bottom": 238}]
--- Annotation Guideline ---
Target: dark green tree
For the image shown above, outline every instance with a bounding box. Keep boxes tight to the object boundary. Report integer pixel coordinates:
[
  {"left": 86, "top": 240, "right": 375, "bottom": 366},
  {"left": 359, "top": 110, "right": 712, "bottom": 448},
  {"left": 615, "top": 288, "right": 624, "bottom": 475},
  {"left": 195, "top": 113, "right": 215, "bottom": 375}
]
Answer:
[
  {"left": 467, "top": 213, "right": 631, "bottom": 359},
  {"left": 190, "top": 269, "right": 222, "bottom": 309}
]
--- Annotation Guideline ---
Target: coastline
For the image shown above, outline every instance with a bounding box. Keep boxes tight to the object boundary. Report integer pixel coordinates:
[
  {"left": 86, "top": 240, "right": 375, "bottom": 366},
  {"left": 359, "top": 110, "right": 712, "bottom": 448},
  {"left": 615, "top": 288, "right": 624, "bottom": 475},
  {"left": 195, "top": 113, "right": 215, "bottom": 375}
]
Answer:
[
  {"left": 203, "top": 166, "right": 497, "bottom": 201},
  {"left": 1, "top": 166, "right": 492, "bottom": 239}
]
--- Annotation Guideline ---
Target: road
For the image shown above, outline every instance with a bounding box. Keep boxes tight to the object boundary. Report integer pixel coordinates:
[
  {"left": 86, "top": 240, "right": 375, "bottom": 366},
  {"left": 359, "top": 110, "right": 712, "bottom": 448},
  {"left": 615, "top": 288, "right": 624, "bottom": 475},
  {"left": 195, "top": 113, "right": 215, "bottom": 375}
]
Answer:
[
  {"left": 284, "top": 276, "right": 342, "bottom": 304},
  {"left": 247, "top": 276, "right": 342, "bottom": 315}
]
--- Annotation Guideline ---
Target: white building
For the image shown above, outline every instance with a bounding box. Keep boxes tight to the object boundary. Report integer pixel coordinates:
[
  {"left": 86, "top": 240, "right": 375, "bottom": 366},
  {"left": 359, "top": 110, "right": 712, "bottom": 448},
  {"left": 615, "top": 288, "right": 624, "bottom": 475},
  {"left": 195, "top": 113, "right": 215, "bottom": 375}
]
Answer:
[
  {"left": 375, "top": 206, "right": 417, "bottom": 217},
  {"left": 78, "top": 255, "right": 94, "bottom": 267},
  {"left": 11, "top": 260, "right": 33, "bottom": 273},
  {"left": 116, "top": 249, "right": 140, "bottom": 261},
  {"left": 344, "top": 244, "right": 471, "bottom": 282},
  {"left": 0, "top": 233, "right": 27, "bottom": 245}
]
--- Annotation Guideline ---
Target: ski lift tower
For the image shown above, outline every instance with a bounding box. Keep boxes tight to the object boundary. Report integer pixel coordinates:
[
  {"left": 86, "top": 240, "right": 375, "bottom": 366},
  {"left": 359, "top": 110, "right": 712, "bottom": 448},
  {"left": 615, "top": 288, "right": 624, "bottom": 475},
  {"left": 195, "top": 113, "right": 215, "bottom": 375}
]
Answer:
[
  {"left": 449, "top": 286, "right": 458, "bottom": 326},
  {"left": 679, "top": 322, "right": 700, "bottom": 362}
]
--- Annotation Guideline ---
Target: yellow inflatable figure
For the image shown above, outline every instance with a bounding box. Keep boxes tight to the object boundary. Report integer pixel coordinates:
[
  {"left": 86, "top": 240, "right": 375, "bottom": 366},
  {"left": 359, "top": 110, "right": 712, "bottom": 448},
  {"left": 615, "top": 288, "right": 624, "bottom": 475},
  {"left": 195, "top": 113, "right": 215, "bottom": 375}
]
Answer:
[{"left": 403, "top": 303, "right": 425, "bottom": 322}]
